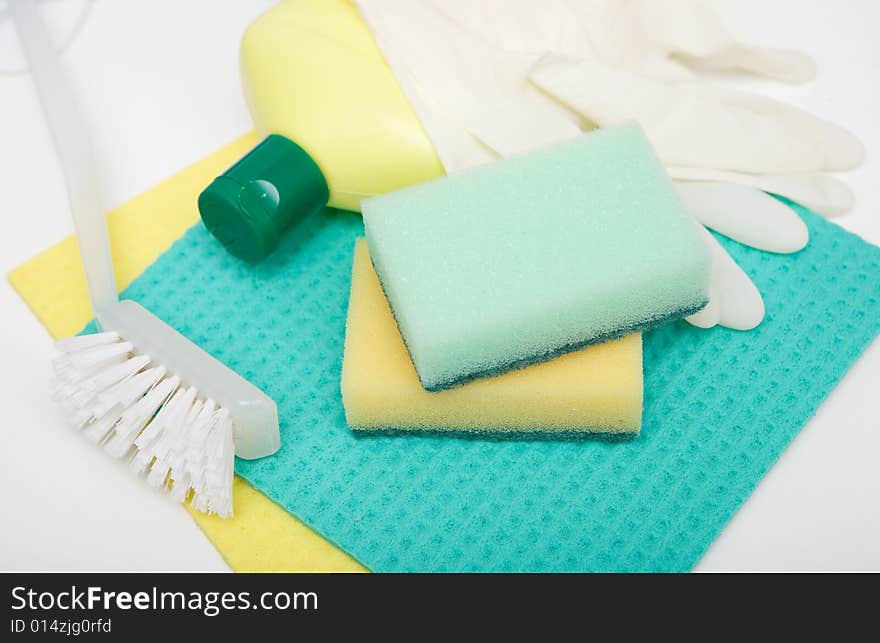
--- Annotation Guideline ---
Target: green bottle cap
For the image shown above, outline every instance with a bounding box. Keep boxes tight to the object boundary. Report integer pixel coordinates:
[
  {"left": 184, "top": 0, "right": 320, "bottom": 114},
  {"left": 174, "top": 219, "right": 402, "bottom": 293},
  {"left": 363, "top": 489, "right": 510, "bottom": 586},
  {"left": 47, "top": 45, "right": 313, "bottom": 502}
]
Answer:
[{"left": 198, "top": 134, "right": 329, "bottom": 263}]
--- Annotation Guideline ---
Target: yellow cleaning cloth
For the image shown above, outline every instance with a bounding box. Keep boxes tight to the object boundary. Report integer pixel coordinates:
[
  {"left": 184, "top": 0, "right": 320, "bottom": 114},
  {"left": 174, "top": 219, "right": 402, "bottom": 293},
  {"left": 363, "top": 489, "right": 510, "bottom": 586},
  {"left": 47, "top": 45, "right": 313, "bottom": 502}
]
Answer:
[
  {"left": 8, "top": 133, "right": 366, "bottom": 572},
  {"left": 343, "top": 240, "right": 643, "bottom": 434}
]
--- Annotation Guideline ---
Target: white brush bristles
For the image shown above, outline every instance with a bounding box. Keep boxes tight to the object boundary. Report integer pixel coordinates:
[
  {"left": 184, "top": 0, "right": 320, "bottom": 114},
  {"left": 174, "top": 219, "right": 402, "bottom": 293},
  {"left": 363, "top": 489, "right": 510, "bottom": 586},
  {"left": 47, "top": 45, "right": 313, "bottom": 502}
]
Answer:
[{"left": 52, "top": 331, "right": 235, "bottom": 518}]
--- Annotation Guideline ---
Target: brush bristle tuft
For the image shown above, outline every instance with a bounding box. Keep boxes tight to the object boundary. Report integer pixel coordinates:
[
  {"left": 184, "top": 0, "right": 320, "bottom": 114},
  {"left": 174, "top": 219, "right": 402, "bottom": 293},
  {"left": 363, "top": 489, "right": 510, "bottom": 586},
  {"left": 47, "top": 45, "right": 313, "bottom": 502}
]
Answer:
[{"left": 52, "top": 331, "right": 235, "bottom": 517}]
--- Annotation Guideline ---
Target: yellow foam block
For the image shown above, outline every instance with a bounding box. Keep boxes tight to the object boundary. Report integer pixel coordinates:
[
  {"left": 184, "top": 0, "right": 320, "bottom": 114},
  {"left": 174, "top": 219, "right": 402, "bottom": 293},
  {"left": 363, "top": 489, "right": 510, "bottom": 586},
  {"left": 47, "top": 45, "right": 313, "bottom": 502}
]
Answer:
[
  {"left": 8, "top": 133, "right": 365, "bottom": 572},
  {"left": 342, "top": 240, "right": 644, "bottom": 435}
]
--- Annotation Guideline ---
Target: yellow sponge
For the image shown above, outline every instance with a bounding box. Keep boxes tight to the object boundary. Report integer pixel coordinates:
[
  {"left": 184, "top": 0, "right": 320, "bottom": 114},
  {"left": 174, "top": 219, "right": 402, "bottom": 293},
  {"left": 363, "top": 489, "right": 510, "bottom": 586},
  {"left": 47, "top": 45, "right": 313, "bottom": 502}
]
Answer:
[{"left": 341, "top": 240, "right": 644, "bottom": 436}]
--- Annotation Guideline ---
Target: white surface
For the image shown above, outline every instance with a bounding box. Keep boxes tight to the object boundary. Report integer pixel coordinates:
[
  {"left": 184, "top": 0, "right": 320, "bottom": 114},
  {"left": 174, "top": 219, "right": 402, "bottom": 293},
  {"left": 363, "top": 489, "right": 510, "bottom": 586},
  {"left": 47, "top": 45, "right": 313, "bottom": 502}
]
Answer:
[{"left": 0, "top": 0, "right": 877, "bottom": 571}]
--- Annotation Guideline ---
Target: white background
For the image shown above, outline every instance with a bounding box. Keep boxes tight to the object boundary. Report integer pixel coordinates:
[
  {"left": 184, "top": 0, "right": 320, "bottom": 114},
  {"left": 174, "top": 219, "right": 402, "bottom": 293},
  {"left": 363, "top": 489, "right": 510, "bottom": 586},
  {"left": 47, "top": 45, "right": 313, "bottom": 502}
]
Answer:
[{"left": 0, "top": 0, "right": 877, "bottom": 572}]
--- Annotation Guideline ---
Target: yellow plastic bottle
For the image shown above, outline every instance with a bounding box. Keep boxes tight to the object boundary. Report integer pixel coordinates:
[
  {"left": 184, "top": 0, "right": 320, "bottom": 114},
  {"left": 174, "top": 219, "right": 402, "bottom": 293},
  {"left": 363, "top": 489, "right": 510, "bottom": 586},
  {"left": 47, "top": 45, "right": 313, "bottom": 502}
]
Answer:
[{"left": 199, "top": 0, "right": 445, "bottom": 262}]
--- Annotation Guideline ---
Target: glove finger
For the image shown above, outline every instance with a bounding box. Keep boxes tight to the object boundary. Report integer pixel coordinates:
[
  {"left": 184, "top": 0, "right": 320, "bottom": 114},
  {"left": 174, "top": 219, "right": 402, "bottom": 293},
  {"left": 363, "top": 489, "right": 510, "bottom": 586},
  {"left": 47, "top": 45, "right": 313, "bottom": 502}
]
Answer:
[
  {"left": 637, "top": 0, "right": 815, "bottom": 83},
  {"left": 715, "top": 244, "right": 765, "bottom": 331},
  {"left": 685, "top": 279, "right": 720, "bottom": 328},
  {"left": 675, "top": 181, "right": 808, "bottom": 253},
  {"left": 702, "top": 86, "right": 865, "bottom": 172},
  {"left": 686, "top": 228, "right": 765, "bottom": 330},
  {"left": 529, "top": 56, "right": 856, "bottom": 174},
  {"left": 696, "top": 44, "right": 815, "bottom": 84},
  {"left": 668, "top": 166, "right": 854, "bottom": 217}
]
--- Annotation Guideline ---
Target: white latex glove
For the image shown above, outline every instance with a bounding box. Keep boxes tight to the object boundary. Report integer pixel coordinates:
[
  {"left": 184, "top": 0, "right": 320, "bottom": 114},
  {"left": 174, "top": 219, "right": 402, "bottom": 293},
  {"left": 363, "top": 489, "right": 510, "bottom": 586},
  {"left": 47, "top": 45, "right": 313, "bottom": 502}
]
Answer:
[
  {"left": 356, "top": 0, "right": 582, "bottom": 169},
  {"left": 433, "top": 0, "right": 816, "bottom": 84},
  {"left": 355, "top": 0, "right": 864, "bottom": 330}
]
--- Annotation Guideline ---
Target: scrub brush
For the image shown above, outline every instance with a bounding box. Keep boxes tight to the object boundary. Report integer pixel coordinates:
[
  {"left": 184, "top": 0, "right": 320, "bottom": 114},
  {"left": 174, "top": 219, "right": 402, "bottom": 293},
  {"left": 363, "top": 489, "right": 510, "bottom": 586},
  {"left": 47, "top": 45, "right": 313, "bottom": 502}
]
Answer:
[{"left": 11, "top": 0, "right": 280, "bottom": 517}]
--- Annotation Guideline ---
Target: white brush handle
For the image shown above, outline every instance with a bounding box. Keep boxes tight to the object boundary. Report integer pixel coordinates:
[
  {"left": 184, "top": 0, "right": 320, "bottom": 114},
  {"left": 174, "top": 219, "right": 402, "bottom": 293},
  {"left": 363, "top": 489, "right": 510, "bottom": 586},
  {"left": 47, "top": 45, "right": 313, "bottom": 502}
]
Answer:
[{"left": 10, "top": 0, "right": 118, "bottom": 315}]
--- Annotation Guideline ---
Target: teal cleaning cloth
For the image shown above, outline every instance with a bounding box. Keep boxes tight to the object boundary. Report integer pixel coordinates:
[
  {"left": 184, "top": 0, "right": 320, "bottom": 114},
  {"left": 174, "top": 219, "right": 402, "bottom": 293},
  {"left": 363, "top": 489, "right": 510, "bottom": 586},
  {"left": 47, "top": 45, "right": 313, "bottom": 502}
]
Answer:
[{"left": 111, "top": 202, "right": 879, "bottom": 572}]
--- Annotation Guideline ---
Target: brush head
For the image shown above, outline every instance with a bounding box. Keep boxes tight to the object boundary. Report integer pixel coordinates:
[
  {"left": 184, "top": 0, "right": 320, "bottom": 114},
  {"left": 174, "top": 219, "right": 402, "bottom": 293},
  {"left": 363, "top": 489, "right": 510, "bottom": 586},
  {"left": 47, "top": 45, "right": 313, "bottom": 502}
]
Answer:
[{"left": 51, "top": 300, "right": 280, "bottom": 517}]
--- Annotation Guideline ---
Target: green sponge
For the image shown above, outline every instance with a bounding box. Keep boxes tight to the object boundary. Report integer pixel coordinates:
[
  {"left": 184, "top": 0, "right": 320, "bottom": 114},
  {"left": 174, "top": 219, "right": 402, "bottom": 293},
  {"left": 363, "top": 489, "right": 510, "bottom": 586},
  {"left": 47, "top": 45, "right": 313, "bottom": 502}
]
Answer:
[{"left": 363, "top": 124, "right": 710, "bottom": 391}]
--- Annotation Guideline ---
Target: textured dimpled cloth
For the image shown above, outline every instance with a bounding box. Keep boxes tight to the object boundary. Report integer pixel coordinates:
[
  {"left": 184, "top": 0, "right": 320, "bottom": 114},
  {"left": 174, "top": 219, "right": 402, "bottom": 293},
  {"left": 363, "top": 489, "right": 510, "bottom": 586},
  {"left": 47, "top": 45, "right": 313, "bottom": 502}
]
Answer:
[
  {"left": 9, "top": 138, "right": 880, "bottom": 572},
  {"left": 119, "top": 202, "right": 878, "bottom": 572}
]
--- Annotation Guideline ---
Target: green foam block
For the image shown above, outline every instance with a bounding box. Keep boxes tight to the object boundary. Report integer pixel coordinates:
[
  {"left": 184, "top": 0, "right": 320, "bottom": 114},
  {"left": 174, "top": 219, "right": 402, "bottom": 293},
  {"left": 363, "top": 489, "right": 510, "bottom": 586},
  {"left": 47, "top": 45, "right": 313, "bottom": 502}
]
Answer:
[{"left": 363, "top": 124, "right": 710, "bottom": 391}]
